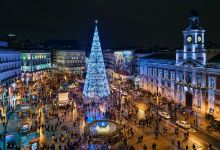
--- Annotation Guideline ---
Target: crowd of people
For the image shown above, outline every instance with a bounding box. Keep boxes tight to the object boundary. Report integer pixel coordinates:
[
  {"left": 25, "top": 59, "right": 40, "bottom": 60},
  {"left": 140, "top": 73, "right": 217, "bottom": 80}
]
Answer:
[{"left": 1, "top": 74, "right": 211, "bottom": 150}]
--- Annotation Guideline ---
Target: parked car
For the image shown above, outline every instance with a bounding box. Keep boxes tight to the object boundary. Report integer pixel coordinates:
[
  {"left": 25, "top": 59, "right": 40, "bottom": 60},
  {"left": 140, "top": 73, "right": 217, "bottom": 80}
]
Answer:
[
  {"left": 158, "top": 111, "right": 170, "bottom": 119},
  {"left": 207, "top": 118, "right": 220, "bottom": 131},
  {"left": 176, "top": 120, "right": 190, "bottom": 129}
]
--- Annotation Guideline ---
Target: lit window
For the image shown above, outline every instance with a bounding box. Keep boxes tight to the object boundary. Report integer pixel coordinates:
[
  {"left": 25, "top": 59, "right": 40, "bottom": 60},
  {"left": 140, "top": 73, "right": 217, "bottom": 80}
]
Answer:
[
  {"left": 164, "top": 70, "right": 169, "bottom": 79},
  {"left": 171, "top": 72, "right": 175, "bottom": 80},
  {"left": 209, "top": 77, "right": 216, "bottom": 89}
]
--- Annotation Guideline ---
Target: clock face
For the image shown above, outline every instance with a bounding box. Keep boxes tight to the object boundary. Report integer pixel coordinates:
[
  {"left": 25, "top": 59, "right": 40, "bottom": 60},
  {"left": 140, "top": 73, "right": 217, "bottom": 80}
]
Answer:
[
  {"left": 187, "top": 36, "right": 192, "bottom": 43},
  {"left": 198, "top": 36, "right": 202, "bottom": 43}
]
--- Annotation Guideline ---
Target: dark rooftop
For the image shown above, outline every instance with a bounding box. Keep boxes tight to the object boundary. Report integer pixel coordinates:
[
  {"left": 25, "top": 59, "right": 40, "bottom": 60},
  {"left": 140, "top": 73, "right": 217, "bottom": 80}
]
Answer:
[
  {"left": 143, "top": 52, "right": 176, "bottom": 60},
  {"left": 208, "top": 53, "right": 220, "bottom": 63}
]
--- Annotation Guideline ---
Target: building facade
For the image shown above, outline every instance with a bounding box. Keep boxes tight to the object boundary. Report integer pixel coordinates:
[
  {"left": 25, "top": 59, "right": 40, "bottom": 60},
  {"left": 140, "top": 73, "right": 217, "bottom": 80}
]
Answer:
[
  {"left": 139, "top": 12, "right": 220, "bottom": 118},
  {"left": 103, "top": 49, "right": 153, "bottom": 83},
  {"left": 52, "top": 50, "right": 85, "bottom": 75},
  {"left": 0, "top": 40, "right": 8, "bottom": 47},
  {"left": 0, "top": 49, "right": 21, "bottom": 86},
  {"left": 103, "top": 49, "right": 136, "bottom": 81},
  {"left": 103, "top": 49, "right": 153, "bottom": 89},
  {"left": 21, "top": 50, "right": 51, "bottom": 82},
  {"left": 103, "top": 49, "right": 115, "bottom": 82}
]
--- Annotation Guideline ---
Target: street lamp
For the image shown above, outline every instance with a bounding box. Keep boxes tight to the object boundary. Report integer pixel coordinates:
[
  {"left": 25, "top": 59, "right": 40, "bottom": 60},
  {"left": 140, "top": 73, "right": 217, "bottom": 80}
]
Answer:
[
  {"left": 154, "top": 86, "right": 160, "bottom": 139},
  {"left": 193, "top": 104, "right": 201, "bottom": 127},
  {"left": 118, "top": 75, "right": 122, "bottom": 121},
  {"left": 1, "top": 110, "right": 14, "bottom": 150}
]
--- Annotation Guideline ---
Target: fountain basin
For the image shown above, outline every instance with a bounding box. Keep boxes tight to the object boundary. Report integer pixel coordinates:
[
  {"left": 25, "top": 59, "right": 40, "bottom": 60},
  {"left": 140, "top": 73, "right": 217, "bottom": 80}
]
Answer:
[
  {"left": 97, "top": 121, "right": 108, "bottom": 128},
  {"left": 84, "top": 119, "right": 121, "bottom": 143},
  {"left": 95, "top": 122, "right": 110, "bottom": 133}
]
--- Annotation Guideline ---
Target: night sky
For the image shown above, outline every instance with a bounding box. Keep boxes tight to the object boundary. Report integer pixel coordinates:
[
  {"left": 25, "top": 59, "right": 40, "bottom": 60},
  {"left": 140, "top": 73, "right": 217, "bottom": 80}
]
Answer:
[{"left": 0, "top": 0, "right": 219, "bottom": 49}]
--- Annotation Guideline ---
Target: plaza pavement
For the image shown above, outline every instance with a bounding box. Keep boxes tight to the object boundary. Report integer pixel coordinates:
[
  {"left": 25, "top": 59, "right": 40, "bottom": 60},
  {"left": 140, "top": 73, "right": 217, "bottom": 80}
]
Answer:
[
  {"left": 131, "top": 92, "right": 220, "bottom": 149},
  {"left": 0, "top": 84, "right": 219, "bottom": 150}
]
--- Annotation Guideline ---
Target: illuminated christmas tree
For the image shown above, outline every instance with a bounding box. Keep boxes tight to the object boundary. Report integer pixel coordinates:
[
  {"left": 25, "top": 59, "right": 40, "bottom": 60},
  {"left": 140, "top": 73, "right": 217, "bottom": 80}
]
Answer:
[{"left": 83, "top": 20, "right": 110, "bottom": 99}]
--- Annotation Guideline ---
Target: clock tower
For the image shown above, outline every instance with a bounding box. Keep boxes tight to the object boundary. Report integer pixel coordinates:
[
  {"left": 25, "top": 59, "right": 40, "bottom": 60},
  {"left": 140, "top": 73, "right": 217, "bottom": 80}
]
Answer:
[{"left": 177, "top": 11, "right": 206, "bottom": 66}]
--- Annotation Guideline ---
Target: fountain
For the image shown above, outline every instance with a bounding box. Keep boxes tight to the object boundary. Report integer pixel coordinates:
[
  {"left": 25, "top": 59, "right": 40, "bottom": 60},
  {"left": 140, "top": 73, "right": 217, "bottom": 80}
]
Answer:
[
  {"left": 96, "top": 122, "right": 110, "bottom": 133},
  {"left": 84, "top": 120, "right": 121, "bottom": 143}
]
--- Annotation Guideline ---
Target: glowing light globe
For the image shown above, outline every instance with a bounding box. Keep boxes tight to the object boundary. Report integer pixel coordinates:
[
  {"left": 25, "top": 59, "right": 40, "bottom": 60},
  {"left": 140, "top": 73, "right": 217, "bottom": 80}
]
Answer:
[
  {"left": 97, "top": 122, "right": 108, "bottom": 128},
  {"left": 96, "top": 122, "right": 110, "bottom": 133}
]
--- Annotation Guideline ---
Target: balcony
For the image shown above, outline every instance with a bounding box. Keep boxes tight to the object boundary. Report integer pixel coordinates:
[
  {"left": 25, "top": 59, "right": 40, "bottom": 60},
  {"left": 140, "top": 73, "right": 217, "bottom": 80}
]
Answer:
[
  {"left": 0, "top": 59, "right": 21, "bottom": 64},
  {"left": 175, "top": 80, "right": 209, "bottom": 91},
  {"left": 0, "top": 67, "right": 21, "bottom": 73},
  {"left": 0, "top": 75, "right": 20, "bottom": 83}
]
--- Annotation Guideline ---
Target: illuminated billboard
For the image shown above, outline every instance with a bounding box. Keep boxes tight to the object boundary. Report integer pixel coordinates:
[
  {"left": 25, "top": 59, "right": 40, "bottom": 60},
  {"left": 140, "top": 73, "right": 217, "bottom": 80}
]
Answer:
[{"left": 114, "top": 51, "right": 135, "bottom": 76}]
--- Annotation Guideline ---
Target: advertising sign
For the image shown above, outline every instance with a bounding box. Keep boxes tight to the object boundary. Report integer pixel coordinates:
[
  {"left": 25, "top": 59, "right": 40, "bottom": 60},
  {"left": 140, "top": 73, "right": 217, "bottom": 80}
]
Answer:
[{"left": 114, "top": 51, "right": 135, "bottom": 76}]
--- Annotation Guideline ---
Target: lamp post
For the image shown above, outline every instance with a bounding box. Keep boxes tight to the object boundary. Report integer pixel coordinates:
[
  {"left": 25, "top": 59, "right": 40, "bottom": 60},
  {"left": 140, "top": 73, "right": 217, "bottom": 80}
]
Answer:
[
  {"left": 2, "top": 110, "right": 14, "bottom": 150},
  {"left": 118, "top": 75, "right": 122, "bottom": 121},
  {"left": 154, "top": 86, "right": 160, "bottom": 139},
  {"left": 193, "top": 104, "right": 201, "bottom": 128}
]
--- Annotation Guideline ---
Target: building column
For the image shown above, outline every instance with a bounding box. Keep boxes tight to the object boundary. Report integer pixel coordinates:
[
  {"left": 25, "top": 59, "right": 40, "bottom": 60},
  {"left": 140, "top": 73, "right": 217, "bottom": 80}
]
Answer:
[
  {"left": 192, "top": 71, "right": 196, "bottom": 85},
  {"left": 178, "top": 85, "right": 182, "bottom": 104},
  {"left": 181, "top": 86, "right": 185, "bottom": 106},
  {"left": 140, "top": 76, "right": 144, "bottom": 89},
  {"left": 141, "top": 76, "right": 145, "bottom": 89},
  {"left": 171, "top": 81, "right": 175, "bottom": 100},
  {"left": 208, "top": 89, "right": 215, "bottom": 114},
  {"left": 158, "top": 79, "right": 162, "bottom": 94},
  {"left": 197, "top": 89, "right": 205, "bottom": 115},
  {"left": 153, "top": 79, "right": 157, "bottom": 93},
  {"left": 147, "top": 78, "right": 150, "bottom": 91},
  {"left": 183, "top": 70, "right": 186, "bottom": 82}
]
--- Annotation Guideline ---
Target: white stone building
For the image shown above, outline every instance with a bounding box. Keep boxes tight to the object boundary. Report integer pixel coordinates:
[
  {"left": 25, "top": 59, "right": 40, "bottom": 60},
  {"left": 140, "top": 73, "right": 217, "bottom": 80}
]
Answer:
[{"left": 139, "top": 12, "right": 220, "bottom": 118}]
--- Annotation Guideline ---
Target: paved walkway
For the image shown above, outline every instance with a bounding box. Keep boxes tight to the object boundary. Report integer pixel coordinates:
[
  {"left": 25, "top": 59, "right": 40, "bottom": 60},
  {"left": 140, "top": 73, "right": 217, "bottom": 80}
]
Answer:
[
  {"left": 1, "top": 85, "right": 219, "bottom": 150},
  {"left": 180, "top": 109, "right": 220, "bottom": 139},
  {"left": 136, "top": 92, "right": 220, "bottom": 136},
  {"left": 132, "top": 93, "right": 220, "bottom": 149}
]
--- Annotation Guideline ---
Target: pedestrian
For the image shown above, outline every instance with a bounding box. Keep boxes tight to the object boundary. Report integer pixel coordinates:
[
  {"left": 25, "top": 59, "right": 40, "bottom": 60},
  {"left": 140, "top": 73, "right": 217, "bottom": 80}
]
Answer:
[
  {"left": 186, "top": 131, "right": 189, "bottom": 139},
  {"left": 184, "top": 132, "right": 187, "bottom": 139},
  {"left": 140, "top": 136, "right": 143, "bottom": 143},
  {"left": 143, "top": 144, "right": 147, "bottom": 150},
  {"left": 171, "top": 138, "right": 175, "bottom": 145},
  {"left": 131, "top": 131, "right": 134, "bottom": 137},
  {"left": 186, "top": 145, "right": 188, "bottom": 150},
  {"left": 208, "top": 143, "right": 212, "bottom": 150},
  {"left": 152, "top": 143, "right": 156, "bottom": 150},
  {"left": 177, "top": 140, "right": 180, "bottom": 148},
  {"left": 137, "top": 136, "right": 140, "bottom": 143},
  {"left": 163, "top": 126, "right": 166, "bottom": 133},
  {"left": 192, "top": 143, "right": 196, "bottom": 150}
]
